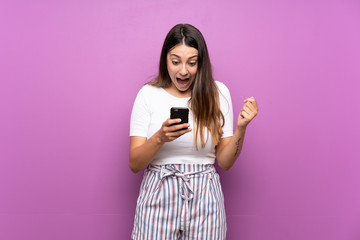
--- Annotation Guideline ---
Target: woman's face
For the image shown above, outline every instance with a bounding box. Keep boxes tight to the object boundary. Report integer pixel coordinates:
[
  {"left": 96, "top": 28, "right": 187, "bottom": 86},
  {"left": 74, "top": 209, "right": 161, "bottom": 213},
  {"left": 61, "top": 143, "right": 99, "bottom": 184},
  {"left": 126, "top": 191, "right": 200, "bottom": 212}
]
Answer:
[{"left": 166, "top": 44, "right": 198, "bottom": 96}]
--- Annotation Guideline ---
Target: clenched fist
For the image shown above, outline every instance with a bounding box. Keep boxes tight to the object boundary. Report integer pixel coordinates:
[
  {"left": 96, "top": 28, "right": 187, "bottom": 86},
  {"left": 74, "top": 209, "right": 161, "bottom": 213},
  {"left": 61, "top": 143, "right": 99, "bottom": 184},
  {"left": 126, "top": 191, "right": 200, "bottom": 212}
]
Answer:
[{"left": 237, "top": 96, "right": 258, "bottom": 129}]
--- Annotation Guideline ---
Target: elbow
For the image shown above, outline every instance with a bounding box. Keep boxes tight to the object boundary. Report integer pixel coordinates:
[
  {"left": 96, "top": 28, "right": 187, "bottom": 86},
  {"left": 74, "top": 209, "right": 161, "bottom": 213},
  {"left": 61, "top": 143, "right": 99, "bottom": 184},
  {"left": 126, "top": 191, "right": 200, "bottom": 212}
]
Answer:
[
  {"left": 129, "top": 161, "right": 141, "bottom": 173},
  {"left": 217, "top": 159, "right": 234, "bottom": 171},
  {"left": 219, "top": 164, "right": 233, "bottom": 171},
  {"left": 221, "top": 166, "right": 232, "bottom": 171},
  {"left": 128, "top": 156, "right": 142, "bottom": 173}
]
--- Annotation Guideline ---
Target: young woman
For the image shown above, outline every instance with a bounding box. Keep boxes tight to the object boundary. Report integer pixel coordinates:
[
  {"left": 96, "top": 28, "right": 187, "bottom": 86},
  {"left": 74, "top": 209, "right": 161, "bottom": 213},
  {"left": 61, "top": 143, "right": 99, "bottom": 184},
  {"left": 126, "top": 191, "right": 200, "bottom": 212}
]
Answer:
[{"left": 129, "top": 23, "right": 258, "bottom": 240}]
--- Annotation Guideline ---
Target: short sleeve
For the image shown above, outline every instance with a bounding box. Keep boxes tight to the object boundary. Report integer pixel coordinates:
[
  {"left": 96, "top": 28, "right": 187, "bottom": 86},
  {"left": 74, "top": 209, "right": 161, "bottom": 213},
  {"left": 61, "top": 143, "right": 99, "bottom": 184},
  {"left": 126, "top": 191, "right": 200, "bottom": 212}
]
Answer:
[
  {"left": 130, "top": 85, "right": 151, "bottom": 137},
  {"left": 216, "top": 81, "right": 234, "bottom": 138}
]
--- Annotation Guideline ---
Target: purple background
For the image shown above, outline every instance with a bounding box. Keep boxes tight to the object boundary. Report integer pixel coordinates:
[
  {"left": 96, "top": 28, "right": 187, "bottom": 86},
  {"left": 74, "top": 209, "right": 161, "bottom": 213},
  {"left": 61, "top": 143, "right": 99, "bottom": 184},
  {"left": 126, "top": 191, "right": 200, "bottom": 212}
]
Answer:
[{"left": 1, "top": 0, "right": 359, "bottom": 239}]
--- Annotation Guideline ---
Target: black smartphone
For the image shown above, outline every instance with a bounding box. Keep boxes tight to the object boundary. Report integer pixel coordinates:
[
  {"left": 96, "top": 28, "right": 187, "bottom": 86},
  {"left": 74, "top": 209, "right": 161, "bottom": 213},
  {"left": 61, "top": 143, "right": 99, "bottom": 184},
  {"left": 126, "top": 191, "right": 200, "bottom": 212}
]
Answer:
[{"left": 170, "top": 107, "right": 189, "bottom": 131}]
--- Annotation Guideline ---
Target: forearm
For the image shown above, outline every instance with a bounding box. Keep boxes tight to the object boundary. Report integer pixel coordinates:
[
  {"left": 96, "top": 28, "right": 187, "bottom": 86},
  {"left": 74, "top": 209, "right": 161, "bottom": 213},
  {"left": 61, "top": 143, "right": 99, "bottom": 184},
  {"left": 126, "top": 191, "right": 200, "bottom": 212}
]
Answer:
[
  {"left": 129, "top": 132, "right": 164, "bottom": 173},
  {"left": 216, "top": 127, "right": 246, "bottom": 170}
]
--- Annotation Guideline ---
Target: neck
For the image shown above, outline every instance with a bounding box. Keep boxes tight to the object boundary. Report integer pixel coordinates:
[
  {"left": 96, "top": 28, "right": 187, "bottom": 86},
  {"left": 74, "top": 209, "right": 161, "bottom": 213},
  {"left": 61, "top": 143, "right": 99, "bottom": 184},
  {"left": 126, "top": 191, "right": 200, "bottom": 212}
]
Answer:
[{"left": 165, "top": 85, "right": 191, "bottom": 98}]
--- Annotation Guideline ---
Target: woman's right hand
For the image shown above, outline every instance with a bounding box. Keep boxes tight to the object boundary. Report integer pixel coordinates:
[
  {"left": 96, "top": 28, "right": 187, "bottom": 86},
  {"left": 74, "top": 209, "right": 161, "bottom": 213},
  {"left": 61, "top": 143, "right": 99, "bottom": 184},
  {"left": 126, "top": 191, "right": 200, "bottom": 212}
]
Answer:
[
  {"left": 157, "top": 118, "right": 192, "bottom": 143},
  {"left": 129, "top": 118, "right": 191, "bottom": 173}
]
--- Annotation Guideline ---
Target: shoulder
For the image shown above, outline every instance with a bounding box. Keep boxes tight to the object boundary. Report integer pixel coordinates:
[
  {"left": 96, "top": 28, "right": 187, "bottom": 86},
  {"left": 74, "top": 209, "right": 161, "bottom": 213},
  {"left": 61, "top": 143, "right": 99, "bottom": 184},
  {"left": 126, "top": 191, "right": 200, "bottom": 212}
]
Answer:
[
  {"left": 214, "top": 81, "right": 233, "bottom": 116},
  {"left": 214, "top": 80, "right": 231, "bottom": 96},
  {"left": 136, "top": 84, "right": 164, "bottom": 99},
  {"left": 138, "top": 84, "right": 162, "bottom": 94}
]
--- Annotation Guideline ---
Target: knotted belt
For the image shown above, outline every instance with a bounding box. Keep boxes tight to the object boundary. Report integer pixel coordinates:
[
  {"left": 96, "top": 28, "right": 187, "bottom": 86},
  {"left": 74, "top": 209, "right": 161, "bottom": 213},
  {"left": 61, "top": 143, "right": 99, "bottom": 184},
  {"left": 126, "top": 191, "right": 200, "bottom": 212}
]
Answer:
[{"left": 148, "top": 164, "right": 215, "bottom": 232}]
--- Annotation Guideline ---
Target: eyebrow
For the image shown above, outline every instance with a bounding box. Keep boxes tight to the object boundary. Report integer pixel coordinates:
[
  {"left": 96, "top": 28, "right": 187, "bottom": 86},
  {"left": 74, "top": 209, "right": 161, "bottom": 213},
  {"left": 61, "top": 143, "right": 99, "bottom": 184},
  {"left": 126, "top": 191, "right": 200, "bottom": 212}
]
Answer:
[{"left": 170, "top": 54, "right": 198, "bottom": 59}]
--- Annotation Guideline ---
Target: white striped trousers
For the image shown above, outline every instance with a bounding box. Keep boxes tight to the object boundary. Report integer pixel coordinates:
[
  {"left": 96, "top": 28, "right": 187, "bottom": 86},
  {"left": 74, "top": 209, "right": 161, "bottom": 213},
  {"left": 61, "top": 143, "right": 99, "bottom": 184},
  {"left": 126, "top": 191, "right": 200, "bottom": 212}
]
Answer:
[{"left": 131, "top": 164, "right": 227, "bottom": 240}]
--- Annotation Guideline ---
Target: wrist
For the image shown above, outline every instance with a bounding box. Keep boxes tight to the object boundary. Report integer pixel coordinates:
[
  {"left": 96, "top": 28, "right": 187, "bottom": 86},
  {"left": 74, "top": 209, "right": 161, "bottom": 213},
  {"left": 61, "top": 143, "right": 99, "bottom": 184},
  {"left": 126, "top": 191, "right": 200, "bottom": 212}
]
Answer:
[
  {"left": 153, "top": 131, "right": 165, "bottom": 145},
  {"left": 235, "top": 125, "right": 247, "bottom": 134}
]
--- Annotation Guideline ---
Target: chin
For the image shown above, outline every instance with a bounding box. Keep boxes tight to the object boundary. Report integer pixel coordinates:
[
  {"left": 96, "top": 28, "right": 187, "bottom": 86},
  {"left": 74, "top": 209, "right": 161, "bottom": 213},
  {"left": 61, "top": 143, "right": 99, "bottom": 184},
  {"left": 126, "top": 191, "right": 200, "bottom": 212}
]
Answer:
[{"left": 177, "top": 87, "right": 190, "bottom": 92}]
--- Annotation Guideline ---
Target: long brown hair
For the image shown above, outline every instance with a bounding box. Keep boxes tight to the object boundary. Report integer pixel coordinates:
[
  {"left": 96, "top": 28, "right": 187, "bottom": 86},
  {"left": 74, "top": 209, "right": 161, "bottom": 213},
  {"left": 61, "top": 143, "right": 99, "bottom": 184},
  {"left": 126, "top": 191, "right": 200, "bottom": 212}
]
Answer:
[{"left": 148, "top": 24, "right": 224, "bottom": 149}]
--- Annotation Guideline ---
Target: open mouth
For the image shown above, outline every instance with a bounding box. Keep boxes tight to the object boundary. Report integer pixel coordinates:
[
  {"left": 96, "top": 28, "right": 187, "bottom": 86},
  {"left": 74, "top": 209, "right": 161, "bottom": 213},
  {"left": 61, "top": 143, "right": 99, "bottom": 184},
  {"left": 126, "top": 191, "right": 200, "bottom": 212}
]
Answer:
[{"left": 176, "top": 77, "right": 190, "bottom": 87}]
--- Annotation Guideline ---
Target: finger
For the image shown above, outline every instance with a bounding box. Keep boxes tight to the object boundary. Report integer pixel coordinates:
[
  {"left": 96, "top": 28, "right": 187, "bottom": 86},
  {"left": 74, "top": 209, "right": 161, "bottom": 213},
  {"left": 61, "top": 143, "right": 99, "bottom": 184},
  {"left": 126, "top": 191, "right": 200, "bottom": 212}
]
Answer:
[
  {"left": 244, "top": 101, "right": 253, "bottom": 108},
  {"left": 245, "top": 105, "right": 258, "bottom": 117},
  {"left": 176, "top": 127, "right": 192, "bottom": 136},
  {"left": 245, "top": 102, "right": 256, "bottom": 111},
  {"left": 244, "top": 99, "right": 255, "bottom": 104},
  {"left": 242, "top": 107, "right": 257, "bottom": 119},
  {"left": 164, "top": 118, "right": 182, "bottom": 126},
  {"left": 240, "top": 110, "right": 251, "bottom": 118},
  {"left": 166, "top": 123, "right": 190, "bottom": 133},
  {"left": 244, "top": 96, "right": 254, "bottom": 100},
  {"left": 166, "top": 127, "right": 192, "bottom": 137},
  {"left": 249, "top": 98, "right": 258, "bottom": 108},
  {"left": 241, "top": 108, "right": 250, "bottom": 116},
  {"left": 243, "top": 105, "right": 253, "bottom": 113},
  {"left": 243, "top": 96, "right": 256, "bottom": 103},
  {"left": 244, "top": 99, "right": 258, "bottom": 110},
  {"left": 172, "top": 123, "right": 190, "bottom": 132}
]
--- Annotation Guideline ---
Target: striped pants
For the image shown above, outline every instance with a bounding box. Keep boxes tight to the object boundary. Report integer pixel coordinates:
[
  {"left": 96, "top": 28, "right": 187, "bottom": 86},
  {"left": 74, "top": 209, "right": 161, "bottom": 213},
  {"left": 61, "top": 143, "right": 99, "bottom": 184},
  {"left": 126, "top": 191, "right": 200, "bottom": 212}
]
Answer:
[{"left": 131, "top": 164, "right": 227, "bottom": 240}]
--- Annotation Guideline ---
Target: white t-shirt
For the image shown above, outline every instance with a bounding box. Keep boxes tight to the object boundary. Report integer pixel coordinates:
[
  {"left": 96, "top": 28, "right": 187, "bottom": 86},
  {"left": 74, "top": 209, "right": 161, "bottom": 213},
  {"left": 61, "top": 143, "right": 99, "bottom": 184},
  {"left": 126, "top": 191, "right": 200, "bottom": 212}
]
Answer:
[{"left": 130, "top": 81, "right": 233, "bottom": 165}]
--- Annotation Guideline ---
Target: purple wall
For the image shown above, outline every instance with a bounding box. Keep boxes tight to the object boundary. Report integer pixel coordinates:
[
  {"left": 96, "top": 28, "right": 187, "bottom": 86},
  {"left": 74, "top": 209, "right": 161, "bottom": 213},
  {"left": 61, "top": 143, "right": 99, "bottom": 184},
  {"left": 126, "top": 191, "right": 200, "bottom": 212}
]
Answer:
[{"left": 1, "top": 0, "right": 359, "bottom": 239}]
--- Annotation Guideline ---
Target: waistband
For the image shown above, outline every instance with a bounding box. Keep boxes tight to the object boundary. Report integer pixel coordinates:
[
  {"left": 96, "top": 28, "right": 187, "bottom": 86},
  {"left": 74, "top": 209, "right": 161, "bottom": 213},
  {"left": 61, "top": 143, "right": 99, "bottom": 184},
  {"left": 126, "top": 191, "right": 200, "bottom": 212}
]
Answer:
[{"left": 147, "top": 164, "right": 215, "bottom": 177}]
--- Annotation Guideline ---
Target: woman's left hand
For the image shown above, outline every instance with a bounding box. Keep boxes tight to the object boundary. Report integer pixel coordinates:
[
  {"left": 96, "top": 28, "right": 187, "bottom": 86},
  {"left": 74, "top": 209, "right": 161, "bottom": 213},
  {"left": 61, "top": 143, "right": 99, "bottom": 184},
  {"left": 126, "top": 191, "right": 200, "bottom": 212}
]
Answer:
[{"left": 237, "top": 96, "right": 258, "bottom": 129}]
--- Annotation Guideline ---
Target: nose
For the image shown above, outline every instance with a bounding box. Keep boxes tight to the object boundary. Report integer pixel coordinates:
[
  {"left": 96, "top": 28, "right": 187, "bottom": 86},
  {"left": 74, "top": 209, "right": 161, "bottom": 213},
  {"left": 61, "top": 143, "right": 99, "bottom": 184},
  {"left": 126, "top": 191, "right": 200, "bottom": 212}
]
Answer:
[{"left": 179, "top": 63, "right": 188, "bottom": 76}]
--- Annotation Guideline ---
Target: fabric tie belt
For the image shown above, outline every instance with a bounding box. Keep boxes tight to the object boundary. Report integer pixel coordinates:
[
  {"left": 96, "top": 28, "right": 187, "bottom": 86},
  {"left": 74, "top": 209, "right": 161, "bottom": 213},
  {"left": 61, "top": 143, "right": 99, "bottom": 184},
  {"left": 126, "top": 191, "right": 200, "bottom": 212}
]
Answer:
[{"left": 148, "top": 164, "right": 215, "bottom": 232}]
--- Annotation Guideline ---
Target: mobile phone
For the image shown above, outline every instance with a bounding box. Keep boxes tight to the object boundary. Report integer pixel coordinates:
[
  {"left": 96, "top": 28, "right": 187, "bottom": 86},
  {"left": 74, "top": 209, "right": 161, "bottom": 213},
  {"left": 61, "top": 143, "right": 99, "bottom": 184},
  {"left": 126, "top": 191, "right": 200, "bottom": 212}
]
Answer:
[{"left": 170, "top": 107, "right": 189, "bottom": 131}]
